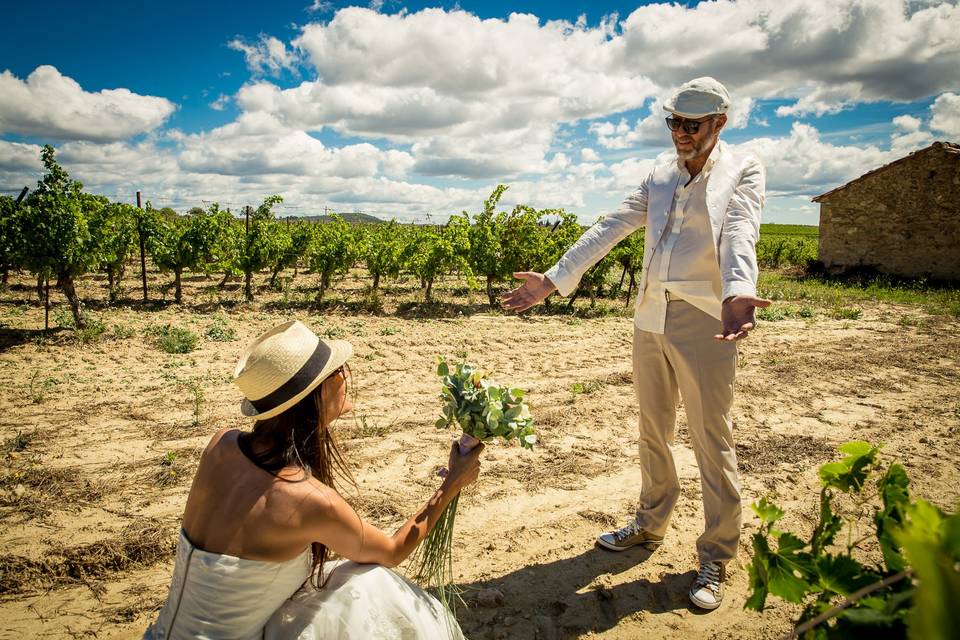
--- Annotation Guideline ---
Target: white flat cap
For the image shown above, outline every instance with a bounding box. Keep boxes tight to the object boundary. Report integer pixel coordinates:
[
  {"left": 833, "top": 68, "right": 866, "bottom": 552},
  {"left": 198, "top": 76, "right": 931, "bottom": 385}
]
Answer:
[{"left": 662, "top": 77, "right": 731, "bottom": 118}]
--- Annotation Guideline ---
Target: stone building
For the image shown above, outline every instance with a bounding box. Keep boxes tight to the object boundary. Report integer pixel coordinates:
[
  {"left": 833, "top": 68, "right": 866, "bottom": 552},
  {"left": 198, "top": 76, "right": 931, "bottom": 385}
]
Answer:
[{"left": 813, "top": 141, "right": 960, "bottom": 281}]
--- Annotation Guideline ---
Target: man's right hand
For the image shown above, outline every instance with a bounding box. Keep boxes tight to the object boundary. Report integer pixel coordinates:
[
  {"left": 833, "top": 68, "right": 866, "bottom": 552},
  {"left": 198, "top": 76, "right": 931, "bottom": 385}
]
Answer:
[{"left": 500, "top": 272, "right": 557, "bottom": 313}]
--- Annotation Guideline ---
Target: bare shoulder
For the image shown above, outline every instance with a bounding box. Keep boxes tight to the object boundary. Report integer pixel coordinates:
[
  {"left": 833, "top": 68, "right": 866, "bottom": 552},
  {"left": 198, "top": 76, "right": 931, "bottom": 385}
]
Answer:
[
  {"left": 297, "top": 477, "right": 357, "bottom": 527},
  {"left": 202, "top": 427, "right": 237, "bottom": 457}
]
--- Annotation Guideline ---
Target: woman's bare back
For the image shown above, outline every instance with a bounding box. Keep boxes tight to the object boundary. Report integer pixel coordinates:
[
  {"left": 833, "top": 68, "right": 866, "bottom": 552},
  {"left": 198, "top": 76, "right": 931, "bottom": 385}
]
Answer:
[{"left": 181, "top": 428, "right": 333, "bottom": 562}]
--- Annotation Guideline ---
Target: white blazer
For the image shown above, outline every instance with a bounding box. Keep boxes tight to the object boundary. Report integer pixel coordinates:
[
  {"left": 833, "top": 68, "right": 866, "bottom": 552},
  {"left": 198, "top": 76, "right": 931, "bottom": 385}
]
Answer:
[{"left": 545, "top": 140, "right": 765, "bottom": 307}]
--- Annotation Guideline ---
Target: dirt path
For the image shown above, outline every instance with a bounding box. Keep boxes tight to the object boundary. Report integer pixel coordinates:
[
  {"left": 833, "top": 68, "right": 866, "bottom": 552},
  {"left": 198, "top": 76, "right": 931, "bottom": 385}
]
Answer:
[{"left": 1, "top": 275, "right": 958, "bottom": 639}]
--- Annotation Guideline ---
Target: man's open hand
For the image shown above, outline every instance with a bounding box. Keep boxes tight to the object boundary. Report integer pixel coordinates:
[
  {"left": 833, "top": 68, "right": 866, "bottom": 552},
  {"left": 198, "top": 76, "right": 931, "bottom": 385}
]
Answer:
[
  {"left": 715, "top": 295, "right": 772, "bottom": 341},
  {"left": 500, "top": 272, "right": 557, "bottom": 313}
]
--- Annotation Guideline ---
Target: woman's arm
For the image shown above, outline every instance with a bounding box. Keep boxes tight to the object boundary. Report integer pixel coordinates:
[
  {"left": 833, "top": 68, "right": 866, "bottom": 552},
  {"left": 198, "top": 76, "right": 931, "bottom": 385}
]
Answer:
[{"left": 307, "top": 441, "right": 483, "bottom": 568}]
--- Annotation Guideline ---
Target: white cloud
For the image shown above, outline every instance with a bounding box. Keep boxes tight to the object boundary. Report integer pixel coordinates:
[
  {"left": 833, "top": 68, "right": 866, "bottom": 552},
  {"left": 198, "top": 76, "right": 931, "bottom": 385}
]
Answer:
[
  {"left": 176, "top": 112, "right": 415, "bottom": 180},
  {"left": 580, "top": 148, "right": 599, "bottom": 162},
  {"left": 0, "top": 140, "right": 43, "bottom": 173},
  {"left": 890, "top": 129, "right": 934, "bottom": 155},
  {"left": 930, "top": 92, "right": 960, "bottom": 139},
  {"left": 893, "top": 114, "right": 923, "bottom": 132},
  {"left": 271, "top": 8, "right": 657, "bottom": 176},
  {"left": 616, "top": 0, "right": 960, "bottom": 112},
  {"left": 209, "top": 93, "right": 231, "bottom": 111},
  {"left": 0, "top": 66, "right": 176, "bottom": 142},
  {"left": 734, "top": 122, "right": 893, "bottom": 197},
  {"left": 228, "top": 35, "right": 299, "bottom": 77},
  {"left": 307, "top": 0, "right": 332, "bottom": 13}
]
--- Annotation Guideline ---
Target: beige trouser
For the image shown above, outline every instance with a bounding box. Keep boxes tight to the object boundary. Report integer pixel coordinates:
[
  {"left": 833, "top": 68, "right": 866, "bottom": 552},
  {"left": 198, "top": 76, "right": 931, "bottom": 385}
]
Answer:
[{"left": 632, "top": 299, "right": 741, "bottom": 565}]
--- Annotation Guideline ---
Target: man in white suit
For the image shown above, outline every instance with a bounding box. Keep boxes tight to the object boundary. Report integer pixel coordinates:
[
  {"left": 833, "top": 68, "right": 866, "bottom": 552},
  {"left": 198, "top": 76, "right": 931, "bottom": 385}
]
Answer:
[{"left": 502, "top": 77, "right": 770, "bottom": 610}]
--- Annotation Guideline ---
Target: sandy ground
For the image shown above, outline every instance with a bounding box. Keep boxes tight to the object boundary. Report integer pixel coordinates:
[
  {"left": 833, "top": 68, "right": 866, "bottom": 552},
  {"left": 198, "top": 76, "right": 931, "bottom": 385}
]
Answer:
[{"left": 0, "top": 270, "right": 958, "bottom": 639}]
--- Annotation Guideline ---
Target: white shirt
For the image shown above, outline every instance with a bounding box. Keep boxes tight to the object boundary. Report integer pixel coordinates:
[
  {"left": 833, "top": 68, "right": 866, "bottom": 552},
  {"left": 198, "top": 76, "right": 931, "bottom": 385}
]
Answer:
[
  {"left": 544, "top": 140, "right": 765, "bottom": 335},
  {"left": 635, "top": 147, "right": 723, "bottom": 332}
]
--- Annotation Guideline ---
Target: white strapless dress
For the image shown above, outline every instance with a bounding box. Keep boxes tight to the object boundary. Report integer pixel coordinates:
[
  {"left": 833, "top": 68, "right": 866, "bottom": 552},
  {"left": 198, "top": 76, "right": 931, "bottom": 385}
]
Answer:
[{"left": 144, "top": 529, "right": 464, "bottom": 640}]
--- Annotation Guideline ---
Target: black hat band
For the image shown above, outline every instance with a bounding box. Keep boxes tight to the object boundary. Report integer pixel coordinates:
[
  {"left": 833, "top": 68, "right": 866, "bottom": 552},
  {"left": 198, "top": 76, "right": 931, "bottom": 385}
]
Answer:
[{"left": 250, "top": 340, "right": 332, "bottom": 413}]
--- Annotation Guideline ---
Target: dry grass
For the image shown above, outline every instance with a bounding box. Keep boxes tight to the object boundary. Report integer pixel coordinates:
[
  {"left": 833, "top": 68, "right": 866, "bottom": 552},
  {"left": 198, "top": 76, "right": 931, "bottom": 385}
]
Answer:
[
  {"left": 0, "top": 519, "right": 174, "bottom": 596},
  {"left": 0, "top": 460, "right": 104, "bottom": 521},
  {"left": 492, "top": 446, "right": 610, "bottom": 491},
  {"left": 349, "top": 488, "right": 412, "bottom": 527}
]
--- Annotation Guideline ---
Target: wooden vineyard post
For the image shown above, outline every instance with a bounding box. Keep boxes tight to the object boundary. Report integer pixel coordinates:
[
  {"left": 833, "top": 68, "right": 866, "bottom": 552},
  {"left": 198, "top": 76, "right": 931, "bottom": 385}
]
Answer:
[
  {"left": 137, "top": 191, "right": 147, "bottom": 301},
  {"left": 44, "top": 274, "right": 50, "bottom": 331}
]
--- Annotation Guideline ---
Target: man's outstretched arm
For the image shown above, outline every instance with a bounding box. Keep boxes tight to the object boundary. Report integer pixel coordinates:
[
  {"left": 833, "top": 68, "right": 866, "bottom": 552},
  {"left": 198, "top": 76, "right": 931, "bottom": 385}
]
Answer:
[
  {"left": 501, "top": 177, "right": 651, "bottom": 312},
  {"left": 716, "top": 156, "right": 770, "bottom": 341}
]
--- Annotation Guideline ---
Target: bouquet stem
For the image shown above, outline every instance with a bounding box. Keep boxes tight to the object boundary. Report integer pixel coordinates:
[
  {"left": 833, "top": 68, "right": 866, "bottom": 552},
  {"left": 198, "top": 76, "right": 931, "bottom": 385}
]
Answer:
[{"left": 409, "top": 432, "right": 480, "bottom": 612}]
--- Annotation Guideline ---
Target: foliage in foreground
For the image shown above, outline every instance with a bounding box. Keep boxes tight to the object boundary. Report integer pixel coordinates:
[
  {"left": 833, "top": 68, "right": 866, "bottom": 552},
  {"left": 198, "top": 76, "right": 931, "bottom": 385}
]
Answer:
[{"left": 747, "top": 441, "right": 960, "bottom": 639}]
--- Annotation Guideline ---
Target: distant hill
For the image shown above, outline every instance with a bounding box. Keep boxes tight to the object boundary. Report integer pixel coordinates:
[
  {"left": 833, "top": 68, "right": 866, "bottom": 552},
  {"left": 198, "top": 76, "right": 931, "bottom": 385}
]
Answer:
[{"left": 287, "top": 212, "right": 385, "bottom": 225}]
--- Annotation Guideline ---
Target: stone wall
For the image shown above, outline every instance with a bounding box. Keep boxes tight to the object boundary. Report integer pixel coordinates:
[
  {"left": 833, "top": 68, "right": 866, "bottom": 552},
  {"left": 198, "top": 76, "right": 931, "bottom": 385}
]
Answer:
[{"left": 817, "top": 142, "right": 960, "bottom": 281}]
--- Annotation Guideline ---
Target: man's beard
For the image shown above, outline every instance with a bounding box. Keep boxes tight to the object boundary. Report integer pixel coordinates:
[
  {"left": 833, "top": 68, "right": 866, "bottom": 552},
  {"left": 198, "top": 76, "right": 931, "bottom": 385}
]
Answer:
[{"left": 674, "top": 125, "right": 717, "bottom": 160}]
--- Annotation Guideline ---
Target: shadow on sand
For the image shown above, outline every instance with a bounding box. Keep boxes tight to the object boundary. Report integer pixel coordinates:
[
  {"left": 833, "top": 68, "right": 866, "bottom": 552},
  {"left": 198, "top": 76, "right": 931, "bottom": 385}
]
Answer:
[{"left": 455, "top": 544, "right": 702, "bottom": 639}]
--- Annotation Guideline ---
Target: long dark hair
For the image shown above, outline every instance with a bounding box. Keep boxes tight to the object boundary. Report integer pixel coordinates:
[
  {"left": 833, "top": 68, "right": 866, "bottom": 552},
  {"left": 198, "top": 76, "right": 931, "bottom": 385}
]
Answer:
[{"left": 237, "top": 364, "right": 355, "bottom": 589}]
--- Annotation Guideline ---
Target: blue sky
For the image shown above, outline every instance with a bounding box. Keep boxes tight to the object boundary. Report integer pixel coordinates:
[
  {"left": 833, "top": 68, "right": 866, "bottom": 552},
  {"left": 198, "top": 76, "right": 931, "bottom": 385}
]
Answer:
[{"left": 1, "top": 0, "right": 958, "bottom": 224}]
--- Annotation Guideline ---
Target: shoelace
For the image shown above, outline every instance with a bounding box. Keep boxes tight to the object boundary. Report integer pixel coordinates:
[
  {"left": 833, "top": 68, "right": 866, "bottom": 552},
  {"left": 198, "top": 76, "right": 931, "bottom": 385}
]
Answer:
[
  {"left": 695, "top": 562, "right": 722, "bottom": 594},
  {"left": 613, "top": 520, "right": 642, "bottom": 541}
]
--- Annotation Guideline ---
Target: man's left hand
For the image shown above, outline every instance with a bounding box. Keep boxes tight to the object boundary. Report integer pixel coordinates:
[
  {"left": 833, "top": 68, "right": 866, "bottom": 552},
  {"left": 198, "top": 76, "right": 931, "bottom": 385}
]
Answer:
[{"left": 715, "top": 295, "right": 772, "bottom": 341}]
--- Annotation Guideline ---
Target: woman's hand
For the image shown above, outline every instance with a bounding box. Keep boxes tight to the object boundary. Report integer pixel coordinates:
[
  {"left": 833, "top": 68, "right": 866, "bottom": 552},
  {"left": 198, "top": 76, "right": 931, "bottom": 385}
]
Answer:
[{"left": 442, "top": 440, "right": 483, "bottom": 491}]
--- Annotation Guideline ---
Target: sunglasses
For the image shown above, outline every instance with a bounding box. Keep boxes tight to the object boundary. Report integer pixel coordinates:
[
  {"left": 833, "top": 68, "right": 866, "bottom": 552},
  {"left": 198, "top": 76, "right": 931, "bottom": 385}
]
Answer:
[{"left": 665, "top": 116, "right": 714, "bottom": 135}]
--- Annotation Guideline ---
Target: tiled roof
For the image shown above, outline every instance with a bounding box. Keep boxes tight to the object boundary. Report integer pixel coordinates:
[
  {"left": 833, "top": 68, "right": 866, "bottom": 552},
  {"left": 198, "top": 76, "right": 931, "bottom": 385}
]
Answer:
[{"left": 812, "top": 141, "right": 960, "bottom": 203}]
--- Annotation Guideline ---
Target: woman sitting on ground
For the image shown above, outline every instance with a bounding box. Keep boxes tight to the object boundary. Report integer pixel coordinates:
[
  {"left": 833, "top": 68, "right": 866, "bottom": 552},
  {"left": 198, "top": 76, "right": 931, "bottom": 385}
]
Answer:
[{"left": 145, "top": 319, "right": 482, "bottom": 639}]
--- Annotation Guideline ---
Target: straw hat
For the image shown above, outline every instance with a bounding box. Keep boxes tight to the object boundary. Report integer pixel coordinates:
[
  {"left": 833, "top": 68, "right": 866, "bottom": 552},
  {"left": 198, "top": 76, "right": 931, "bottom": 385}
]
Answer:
[{"left": 234, "top": 320, "right": 353, "bottom": 420}]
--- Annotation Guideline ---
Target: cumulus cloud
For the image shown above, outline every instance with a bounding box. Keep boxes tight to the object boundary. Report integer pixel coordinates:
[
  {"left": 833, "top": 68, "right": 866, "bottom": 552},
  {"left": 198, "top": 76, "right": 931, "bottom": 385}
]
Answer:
[
  {"left": 258, "top": 8, "right": 658, "bottom": 176},
  {"left": 734, "top": 122, "right": 894, "bottom": 197},
  {"left": 930, "top": 92, "right": 960, "bottom": 138},
  {"left": 893, "top": 114, "right": 923, "bottom": 132},
  {"left": 0, "top": 140, "right": 43, "bottom": 173},
  {"left": 617, "top": 0, "right": 960, "bottom": 108},
  {"left": 889, "top": 114, "right": 934, "bottom": 154},
  {"left": 0, "top": 66, "right": 176, "bottom": 142},
  {"left": 229, "top": 35, "right": 299, "bottom": 77},
  {"left": 175, "top": 112, "right": 415, "bottom": 180}
]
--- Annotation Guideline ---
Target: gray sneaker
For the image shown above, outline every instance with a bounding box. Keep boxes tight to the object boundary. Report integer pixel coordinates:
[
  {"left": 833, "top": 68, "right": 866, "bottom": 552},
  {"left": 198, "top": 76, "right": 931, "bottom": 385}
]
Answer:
[
  {"left": 689, "top": 561, "right": 725, "bottom": 610},
  {"left": 596, "top": 520, "right": 664, "bottom": 551}
]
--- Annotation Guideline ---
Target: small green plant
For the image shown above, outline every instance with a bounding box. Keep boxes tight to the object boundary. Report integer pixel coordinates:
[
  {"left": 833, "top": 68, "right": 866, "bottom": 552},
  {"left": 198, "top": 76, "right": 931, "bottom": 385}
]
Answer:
[
  {"left": 182, "top": 379, "right": 204, "bottom": 426},
  {"left": 111, "top": 324, "right": 136, "bottom": 339},
  {"left": 321, "top": 326, "right": 345, "bottom": 339},
  {"left": 4, "top": 430, "right": 33, "bottom": 453},
  {"left": 378, "top": 326, "right": 400, "bottom": 336},
  {"left": 205, "top": 315, "right": 236, "bottom": 342},
  {"left": 571, "top": 380, "right": 603, "bottom": 395},
  {"left": 157, "top": 451, "right": 180, "bottom": 486},
  {"left": 566, "top": 317, "right": 583, "bottom": 326},
  {"left": 830, "top": 306, "right": 862, "bottom": 320},
  {"left": 146, "top": 324, "right": 199, "bottom": 353},
  {"left": 29, "top": 371, "right": 58, "bottom": 404},
  {"left": 353, "top": 414, "right": 392, "bottom": 438},
  {"left": 52, "top": 307, "right": 75, "bottom": 329},
  {"left": 746, "top": 441, "right": 959, "bottom": 639},
  {"left": 76, "top": 317, "right": 107, "bottom": 344}
]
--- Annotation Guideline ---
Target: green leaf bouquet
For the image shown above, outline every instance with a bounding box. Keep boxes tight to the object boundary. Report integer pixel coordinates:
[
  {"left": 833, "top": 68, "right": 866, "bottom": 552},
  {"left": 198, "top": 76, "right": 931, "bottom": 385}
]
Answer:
[{"left": 409, "top": 357, "right": 537, "bottom": 610}]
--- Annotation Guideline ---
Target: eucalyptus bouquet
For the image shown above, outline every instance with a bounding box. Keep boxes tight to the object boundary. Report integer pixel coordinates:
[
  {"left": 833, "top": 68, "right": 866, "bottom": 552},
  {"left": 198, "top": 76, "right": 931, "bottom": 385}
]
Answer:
[{"left": 409, "top": 357, "right": 536, "bottom": 610}]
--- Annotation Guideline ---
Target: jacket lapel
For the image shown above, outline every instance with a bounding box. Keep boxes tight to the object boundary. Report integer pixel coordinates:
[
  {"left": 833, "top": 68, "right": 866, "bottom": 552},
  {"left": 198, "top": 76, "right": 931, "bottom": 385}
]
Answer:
[
  {"left": 644, "top": 158, "right": 681, "bottom": 268},
  {"left": 705, "top": 140, "right": 735, "bottom": 246}
]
